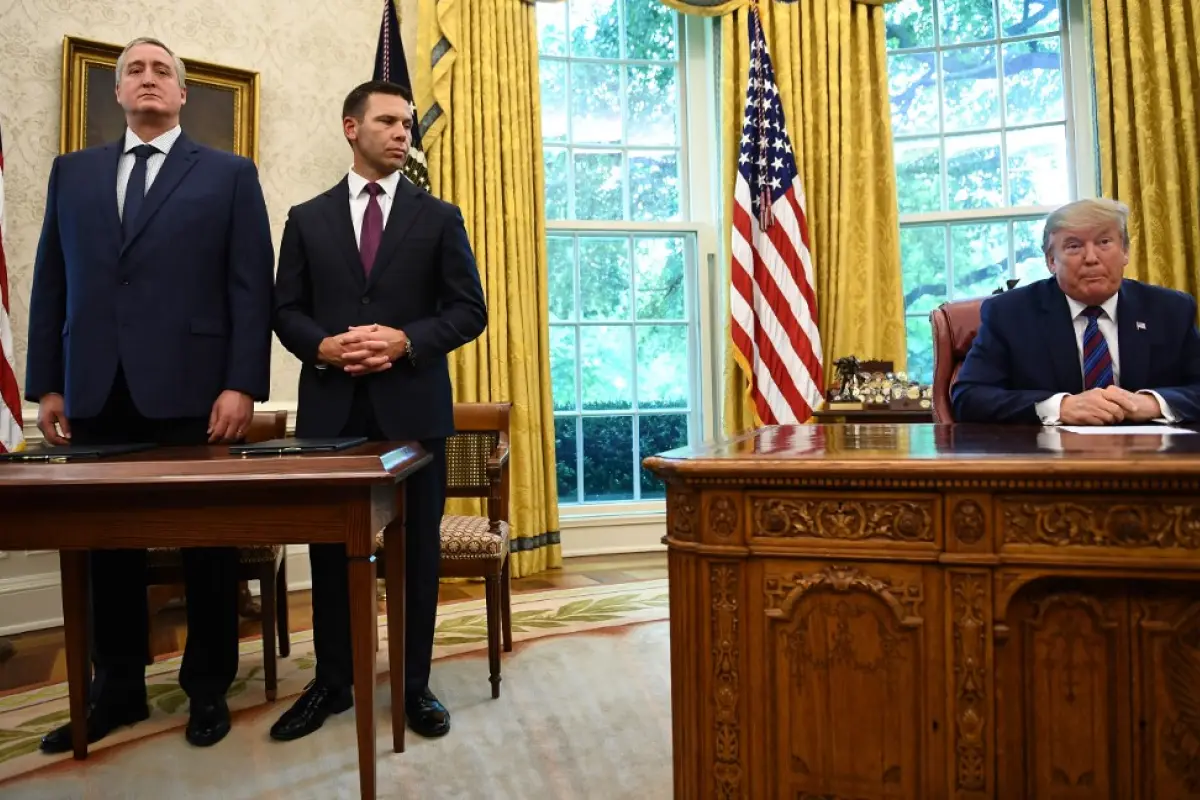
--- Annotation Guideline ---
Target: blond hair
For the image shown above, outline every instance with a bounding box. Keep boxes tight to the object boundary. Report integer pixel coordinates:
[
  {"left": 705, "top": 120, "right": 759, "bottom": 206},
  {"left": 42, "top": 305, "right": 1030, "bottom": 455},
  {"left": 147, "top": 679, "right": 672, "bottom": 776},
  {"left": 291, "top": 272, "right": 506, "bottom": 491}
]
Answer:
[
  {"left": 115, "top": 37, "right": 187, "bottom": 88},
  {"left": 1041, "top": 198, "right": 1130, "bottom": 255}
]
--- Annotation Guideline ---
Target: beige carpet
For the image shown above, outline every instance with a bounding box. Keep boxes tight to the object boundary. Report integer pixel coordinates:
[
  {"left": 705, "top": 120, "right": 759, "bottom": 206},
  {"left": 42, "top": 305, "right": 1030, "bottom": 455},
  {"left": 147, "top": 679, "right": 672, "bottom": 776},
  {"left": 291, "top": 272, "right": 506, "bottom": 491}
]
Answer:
[{"left": 0, "top": 582, "right": 672, "bottom": 799}]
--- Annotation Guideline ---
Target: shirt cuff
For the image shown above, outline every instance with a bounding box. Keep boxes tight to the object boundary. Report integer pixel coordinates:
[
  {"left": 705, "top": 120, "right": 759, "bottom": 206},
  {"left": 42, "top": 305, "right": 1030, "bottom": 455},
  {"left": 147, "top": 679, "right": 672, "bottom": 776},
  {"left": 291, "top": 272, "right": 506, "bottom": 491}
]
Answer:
[
  {"left": 1035, "top": 393, "right": 1069, "bottom": 425},
  {"left": 1139, "top": 390, "right": 1178, "bottom": 423}
]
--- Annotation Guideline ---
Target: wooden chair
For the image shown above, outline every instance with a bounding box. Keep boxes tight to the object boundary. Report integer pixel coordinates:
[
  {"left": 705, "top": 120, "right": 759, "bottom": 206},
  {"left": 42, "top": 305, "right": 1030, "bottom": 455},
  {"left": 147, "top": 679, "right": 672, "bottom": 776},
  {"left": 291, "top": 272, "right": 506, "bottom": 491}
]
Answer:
[
  {"left": 145, "top": 410, "right": 291, "bottom": 700},
  {"left": 376, "top": 402, "right": 514, "bottom": 698}
]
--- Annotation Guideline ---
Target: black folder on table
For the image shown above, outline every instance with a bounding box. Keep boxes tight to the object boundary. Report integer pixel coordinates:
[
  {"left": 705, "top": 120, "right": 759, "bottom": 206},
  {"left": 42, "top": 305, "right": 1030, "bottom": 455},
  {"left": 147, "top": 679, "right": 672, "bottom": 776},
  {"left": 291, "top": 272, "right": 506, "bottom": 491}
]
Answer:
[
  {"left": 229, "top": 436, "right": 369, "bottom": 456},
  {"left": 0, "top": 442, "right": 156, "bottom": 463}
]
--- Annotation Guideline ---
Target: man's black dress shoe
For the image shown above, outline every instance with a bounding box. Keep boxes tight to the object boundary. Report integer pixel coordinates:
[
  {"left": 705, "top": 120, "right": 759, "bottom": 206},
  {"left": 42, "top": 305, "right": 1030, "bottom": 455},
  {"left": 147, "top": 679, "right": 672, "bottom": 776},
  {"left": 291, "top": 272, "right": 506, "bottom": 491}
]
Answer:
[
  {"left": 186, "top": 696, "right": 231, "bottom": 747},
  {"left": 270, "top": 680, "right": 353, "bottom": 742},
  {"left": 406, "top": 687, "right": 450, "bottom": 738},
  {"left": 40, "top": 700, "right": 150, "bottom": 754}
]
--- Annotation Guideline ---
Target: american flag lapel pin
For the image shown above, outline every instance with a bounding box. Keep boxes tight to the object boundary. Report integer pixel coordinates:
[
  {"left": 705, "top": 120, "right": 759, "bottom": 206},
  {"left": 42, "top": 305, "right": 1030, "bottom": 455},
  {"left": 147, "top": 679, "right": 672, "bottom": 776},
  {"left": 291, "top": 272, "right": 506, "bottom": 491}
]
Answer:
[{"left": 1136, "top": 321, "right": 1147, "bottom": 331}]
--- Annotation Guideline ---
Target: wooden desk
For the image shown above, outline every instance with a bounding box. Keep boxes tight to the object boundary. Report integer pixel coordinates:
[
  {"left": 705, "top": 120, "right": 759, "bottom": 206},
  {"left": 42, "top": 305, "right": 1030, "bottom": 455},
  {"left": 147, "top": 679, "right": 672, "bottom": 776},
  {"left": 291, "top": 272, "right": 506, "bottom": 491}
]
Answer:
[
  {"left": 0, "top": 443, "right": 430, "bottom": 800},
  {"left": 645, "top": 423, "right": 1200, "bottom": 799},
  {"left": 813, "top": 408, "right": 933, "bottom": 424}
]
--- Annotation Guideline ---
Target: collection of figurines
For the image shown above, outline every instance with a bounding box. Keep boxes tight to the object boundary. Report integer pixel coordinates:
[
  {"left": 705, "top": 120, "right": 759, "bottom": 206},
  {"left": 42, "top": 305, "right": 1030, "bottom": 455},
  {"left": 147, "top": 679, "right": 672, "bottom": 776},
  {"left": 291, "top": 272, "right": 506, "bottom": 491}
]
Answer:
[{"left": 826, "top": 355, "right": 933, "bottom": 410}]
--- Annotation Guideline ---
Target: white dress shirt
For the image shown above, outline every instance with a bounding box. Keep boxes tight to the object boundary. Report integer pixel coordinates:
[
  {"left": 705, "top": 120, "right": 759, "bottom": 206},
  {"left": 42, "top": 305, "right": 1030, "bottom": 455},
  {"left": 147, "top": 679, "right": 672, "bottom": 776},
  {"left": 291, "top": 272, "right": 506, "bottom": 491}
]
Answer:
[
  {"left": 1035, "top": 292, "right": 1176, "bottom": 423},
  {"left": 116, "top": 126, "right": 182, "bottom": 220},
  {"left": 347, "top": 168, "right": 400, "bottom": 245}
]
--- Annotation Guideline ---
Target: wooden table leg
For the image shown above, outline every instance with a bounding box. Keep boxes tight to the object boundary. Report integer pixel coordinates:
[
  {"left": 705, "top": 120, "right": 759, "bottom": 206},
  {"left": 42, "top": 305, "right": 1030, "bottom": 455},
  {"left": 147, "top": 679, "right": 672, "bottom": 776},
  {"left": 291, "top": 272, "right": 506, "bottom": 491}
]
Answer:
[
  {"left": 59, "top": 550, "right": 90, "bottom": 760},
  {"left": 349, "top": 553, "right": 377, "bottom": 800},
  {"left": 383, "top": 490, "right": 407, "bottom": 753}
]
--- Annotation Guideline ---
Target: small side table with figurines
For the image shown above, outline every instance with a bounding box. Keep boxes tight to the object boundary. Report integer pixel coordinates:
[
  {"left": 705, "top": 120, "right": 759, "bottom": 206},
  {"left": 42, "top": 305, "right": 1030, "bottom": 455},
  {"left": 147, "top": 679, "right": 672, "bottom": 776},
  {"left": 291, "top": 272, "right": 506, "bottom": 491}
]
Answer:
[{"left": 813, "top": 355, "right": 934, "bottom": 423}]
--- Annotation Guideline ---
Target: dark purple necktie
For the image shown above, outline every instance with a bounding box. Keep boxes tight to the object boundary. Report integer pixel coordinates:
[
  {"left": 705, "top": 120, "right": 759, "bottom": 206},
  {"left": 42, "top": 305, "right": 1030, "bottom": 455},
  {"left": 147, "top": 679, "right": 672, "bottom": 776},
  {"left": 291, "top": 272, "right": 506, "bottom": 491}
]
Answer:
[
  {"left": 360, "top": 182, "right": 383, "bottom": 275},
  {"left": 1081, "top": 306, "right": 1114, "bottom": 389}
]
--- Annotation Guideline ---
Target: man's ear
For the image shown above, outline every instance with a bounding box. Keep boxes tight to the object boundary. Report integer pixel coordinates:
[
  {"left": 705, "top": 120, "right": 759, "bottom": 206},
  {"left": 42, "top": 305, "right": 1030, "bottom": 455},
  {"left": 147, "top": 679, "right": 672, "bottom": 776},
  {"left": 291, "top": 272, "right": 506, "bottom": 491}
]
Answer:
[{"left": 179, "top": 86, "right": 188, "bottom": 107}]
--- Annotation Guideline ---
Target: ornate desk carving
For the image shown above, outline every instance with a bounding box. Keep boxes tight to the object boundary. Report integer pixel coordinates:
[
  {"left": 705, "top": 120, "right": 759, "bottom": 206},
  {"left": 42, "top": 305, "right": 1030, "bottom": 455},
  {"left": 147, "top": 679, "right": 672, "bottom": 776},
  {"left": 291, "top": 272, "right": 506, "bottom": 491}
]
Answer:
[{"left": 645, "top": 423, "right": 1200, "bottom": 799}]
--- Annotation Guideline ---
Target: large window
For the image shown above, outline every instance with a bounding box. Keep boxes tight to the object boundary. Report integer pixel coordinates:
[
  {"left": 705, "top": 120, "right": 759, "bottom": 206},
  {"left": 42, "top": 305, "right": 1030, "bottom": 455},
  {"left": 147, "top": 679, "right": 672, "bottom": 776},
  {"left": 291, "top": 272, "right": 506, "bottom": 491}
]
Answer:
[
  {"left": 886, "top": 0, "right": 1092, "bottom": 380},
  {"left": 538, "top": 1, "right": 714, "bottom": 506}
]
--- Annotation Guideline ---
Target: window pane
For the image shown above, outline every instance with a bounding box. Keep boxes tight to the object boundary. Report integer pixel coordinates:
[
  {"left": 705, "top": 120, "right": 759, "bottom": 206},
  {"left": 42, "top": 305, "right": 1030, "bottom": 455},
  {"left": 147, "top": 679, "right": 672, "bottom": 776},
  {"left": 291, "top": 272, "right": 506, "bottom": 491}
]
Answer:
[
  {"left": 946, "top": 132, "right": 1002, "bottom": 210},
  {"left": 550, "top": 326, "right": 578, "bottom": 411},
  {"left": 906, "top": 315, "right": 935, "bottom": 384},
  {"left": 537, "top": 1, "right": 568, "bottom": 57},
  {"left": 548, "top": 235, "right": 576, "bottom": 321},
  {"left": 950, "top": 220, "right": 1009, "bottom": 299},
  {"left": 901, "top": 225, "right": 948, "bottom": 315},
  {"left": 540, "top": 60, "right": 568, "bottom": 143},
  {"left": 582, "top": 416, "right": 634, "bottom": 501},
  {"left": 579, "top": 237, "right": 631, "bottom": 320},
  {"left": 630, "top": 151, "right": 680, "bottom": 221},
  {"left": 570, "top": 0, "right": 620, "bottom": 59},
  {"left": 544, "top": 148, "right": 569, "bottom": 220},
  {"left": 1000, "top": 0, "right": 1059, "bottom": 37},
  {"left": 626, "top": 65, "right": 678, "bottom": 146},
  {"left": 895, "top": 139, "right": 943, "bottom": 213},
  {"left": 942, "top": 45, "right": 1000, "bottom": 133},
  {"left": 581, "top": 325, "right": 634, "bottom": 410},
  {"left": 554, "top": 416, "right": 579, "bottom": 503},
  {"left": 635, "top": 236, "right": 685, "bottom": 320},
  {"left": 639, "top": 413, "right": 688, "bottom": 499},
  {"left": 1013, "top": 218, "right": 1047, "bottom": 285},
  {"left": 637, "top": 325, "right": 689, "bottom": 409},
  {"left": 1007, "top": 125, "right": 1068, "bottom": 206},
  {"left": 1003, "top": 38, "right": 1063, "bottom": 125},
  {"left": 571, "top": 63, "right": 622, "bottom": 144},
  {"left": 624, "top": 0, "right": 677, "bottom": 60},
  {"left": 889, "top": 53, "right": 939, "bottom": 137},
  {"left": 573, "top": 151, "right": 623, "bottom": 220},
  {"left": 886, "top": 0, "right": 936, "bottom": 50},
  {"left": 939, "top": 0, "right": 997, "bottom": 46}
]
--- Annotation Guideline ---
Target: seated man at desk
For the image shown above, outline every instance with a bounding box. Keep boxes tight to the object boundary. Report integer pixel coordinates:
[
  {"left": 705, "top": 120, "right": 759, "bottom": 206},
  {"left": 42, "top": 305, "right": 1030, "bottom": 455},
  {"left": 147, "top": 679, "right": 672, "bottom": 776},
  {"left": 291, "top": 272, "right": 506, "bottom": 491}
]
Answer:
[{"left": 951, "top": 198, "right": 1200, "bottom": 425}]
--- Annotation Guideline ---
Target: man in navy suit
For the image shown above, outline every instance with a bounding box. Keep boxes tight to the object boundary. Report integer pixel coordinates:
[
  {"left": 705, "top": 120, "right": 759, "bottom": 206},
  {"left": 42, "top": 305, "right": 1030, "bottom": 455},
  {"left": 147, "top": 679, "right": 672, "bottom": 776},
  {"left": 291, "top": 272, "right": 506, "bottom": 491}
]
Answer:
[
  {"left": 24, "top": 37, "right": 274, "bottom": 750},
  {"left": 952, "top": 198, "right": 1200, "bottom": 425},
  {"left": 270, "top": 80, "right": 485, "bottom": 742}
]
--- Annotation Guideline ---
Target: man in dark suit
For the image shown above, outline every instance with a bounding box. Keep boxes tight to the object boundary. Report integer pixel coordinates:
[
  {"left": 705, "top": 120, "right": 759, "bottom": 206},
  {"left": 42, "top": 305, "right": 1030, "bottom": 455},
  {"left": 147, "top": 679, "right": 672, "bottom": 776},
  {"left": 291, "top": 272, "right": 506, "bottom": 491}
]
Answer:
[
  {"left": 270, "top": 80, "right": 486, "bottom": 741},
  {"left": 24, "top": 37, "right": 274, "bottom": 750},
  {"left": 952, "top": 198, "right": 1200, "bottom": 425}
]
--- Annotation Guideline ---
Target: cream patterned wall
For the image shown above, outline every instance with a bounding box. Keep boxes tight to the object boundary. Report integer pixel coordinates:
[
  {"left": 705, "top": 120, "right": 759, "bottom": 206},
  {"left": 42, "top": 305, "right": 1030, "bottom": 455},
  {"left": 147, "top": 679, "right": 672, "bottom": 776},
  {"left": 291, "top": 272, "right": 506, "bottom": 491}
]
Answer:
[{"left": 0, "top": 0, "right": 419, "bottom": 428}]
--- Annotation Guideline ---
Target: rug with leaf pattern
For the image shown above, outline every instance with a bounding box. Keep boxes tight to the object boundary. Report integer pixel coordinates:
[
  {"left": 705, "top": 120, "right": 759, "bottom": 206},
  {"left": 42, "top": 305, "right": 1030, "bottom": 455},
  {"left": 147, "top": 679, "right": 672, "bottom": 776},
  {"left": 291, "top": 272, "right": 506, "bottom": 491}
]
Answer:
[{"left": 0, "top": 579, "right": 668, "bottom": 781}]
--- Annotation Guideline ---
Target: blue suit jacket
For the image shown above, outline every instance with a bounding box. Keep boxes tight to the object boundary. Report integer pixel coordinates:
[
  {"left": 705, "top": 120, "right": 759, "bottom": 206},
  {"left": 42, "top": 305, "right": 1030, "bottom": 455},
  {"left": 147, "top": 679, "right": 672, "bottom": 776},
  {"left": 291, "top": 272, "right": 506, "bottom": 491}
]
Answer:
[
  {"left": 951, "top": 278, "right": 1200, "bottom": 424},
  {"left": 24, "top": 133, "right": 275, "bottom": 419}
]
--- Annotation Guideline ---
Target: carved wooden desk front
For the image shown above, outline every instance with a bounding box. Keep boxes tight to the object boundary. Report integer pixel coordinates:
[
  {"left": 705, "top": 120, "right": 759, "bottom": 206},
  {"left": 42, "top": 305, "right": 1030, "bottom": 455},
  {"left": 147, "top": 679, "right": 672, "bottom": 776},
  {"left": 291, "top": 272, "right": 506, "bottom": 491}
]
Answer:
[{"left": 644, "top": 423, "right": 1200, "bottom": 800}]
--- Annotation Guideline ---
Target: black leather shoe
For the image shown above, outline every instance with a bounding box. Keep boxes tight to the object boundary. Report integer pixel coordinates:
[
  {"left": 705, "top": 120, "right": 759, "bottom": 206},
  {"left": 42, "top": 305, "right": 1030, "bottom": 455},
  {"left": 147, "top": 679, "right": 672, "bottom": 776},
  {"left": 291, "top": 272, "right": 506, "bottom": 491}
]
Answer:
[
  {"left": 269, "top": 680, "right": 353, "bottom": 742},
  {"left": 40, "top": 700, "right": 150, "bottom": 754},
  {"left": 185, "top": 696, "right": 231, "bottom": 747},
  {"left": 405, "top": 687, "right": 450, "bottom": 738}
]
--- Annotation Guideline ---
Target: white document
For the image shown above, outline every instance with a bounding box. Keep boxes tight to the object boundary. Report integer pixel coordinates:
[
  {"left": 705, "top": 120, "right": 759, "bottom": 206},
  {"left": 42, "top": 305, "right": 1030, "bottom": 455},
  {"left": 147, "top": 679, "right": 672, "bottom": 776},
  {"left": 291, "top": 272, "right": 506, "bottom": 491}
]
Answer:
[{"left": 1059, "top": 425, "right": 1195, "bottom": 435}]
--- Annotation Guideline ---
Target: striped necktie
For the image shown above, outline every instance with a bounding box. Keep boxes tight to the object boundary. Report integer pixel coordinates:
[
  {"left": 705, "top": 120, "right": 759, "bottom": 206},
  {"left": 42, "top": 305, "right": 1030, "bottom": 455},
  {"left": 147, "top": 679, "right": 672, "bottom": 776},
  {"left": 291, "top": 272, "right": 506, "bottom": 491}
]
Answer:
[{"left": 1081, "top": 306, "right": 1114, "bottom": 389}]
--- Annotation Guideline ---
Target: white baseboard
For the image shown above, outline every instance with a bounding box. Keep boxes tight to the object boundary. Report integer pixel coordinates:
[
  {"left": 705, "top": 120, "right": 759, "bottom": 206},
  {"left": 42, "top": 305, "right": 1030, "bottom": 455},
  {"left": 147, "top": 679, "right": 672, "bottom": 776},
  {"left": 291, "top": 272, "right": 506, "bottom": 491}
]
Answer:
[{"left": 559, "top": 513, "right": 666, "bottom": 557}]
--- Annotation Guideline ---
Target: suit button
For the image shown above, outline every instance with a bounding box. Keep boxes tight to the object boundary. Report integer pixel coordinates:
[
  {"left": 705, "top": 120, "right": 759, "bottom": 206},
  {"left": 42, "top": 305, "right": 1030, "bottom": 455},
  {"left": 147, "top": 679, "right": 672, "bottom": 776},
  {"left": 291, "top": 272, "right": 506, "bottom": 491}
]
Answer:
[
  {"left": 361, "top": 296, "right": 370, "bottom": 304},
  {"left": 121, "top": 279, "right": 130, "bottom": 286}
]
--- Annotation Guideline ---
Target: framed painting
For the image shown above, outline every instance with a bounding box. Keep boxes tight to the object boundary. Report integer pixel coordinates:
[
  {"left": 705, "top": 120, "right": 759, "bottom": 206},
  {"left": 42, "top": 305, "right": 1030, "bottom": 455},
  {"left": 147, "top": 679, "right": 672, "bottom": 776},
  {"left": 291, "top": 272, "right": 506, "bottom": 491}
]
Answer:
[{"left": 59, "top": 36, "right": 260, "bottom": 162}]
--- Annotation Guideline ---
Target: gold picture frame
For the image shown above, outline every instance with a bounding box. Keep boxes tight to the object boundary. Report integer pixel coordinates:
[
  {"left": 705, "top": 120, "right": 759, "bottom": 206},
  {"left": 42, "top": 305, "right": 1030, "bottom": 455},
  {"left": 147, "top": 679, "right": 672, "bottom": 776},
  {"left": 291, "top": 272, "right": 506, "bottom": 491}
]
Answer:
[{"left": 59, "top": 36, "right": 260, "bottom": 162}]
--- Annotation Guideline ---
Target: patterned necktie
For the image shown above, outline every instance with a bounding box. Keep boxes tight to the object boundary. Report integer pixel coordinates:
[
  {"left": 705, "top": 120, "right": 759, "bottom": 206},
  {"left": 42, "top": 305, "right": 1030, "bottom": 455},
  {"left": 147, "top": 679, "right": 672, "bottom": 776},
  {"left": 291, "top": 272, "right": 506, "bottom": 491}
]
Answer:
[
  {"left": 1081, "top": 306, "right": 1114, "bottom": 389},
  {"left": 122, "top": 144, "right": 158, "bottom": 240},
  {"left": 359, "top": 182, "right": 383, "bottom": 276}
]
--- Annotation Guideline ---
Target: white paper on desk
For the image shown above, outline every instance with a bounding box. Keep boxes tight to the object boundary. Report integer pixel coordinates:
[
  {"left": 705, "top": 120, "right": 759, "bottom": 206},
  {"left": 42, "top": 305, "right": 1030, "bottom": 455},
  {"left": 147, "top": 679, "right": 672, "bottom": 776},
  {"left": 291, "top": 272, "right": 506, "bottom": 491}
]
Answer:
[{"left": 1059, "top": 425, "right": 1196, "bottom": 435}]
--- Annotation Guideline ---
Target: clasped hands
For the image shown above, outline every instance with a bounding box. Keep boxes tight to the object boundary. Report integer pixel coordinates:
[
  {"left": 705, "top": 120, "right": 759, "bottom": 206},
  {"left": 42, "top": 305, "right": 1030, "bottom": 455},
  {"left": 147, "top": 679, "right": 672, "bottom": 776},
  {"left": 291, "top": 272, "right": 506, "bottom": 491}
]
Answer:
[
  {"left": 1059, "top": 385, "right": 1163, "bottom": 426},
  {"left": 319, "top": 324, "right": 407, "bottom": 376}
]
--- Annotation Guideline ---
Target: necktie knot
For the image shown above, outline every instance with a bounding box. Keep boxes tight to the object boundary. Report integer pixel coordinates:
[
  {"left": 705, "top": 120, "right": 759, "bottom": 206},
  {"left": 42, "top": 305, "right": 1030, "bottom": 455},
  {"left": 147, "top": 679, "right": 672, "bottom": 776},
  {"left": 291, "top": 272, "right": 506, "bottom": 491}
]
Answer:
[
  {"left": 1082, "top": 306, "right": 1105, "bottom": 321},
  {"left": 364, "top": 182, "right": 383, "bottom": 198},
  {"left": 129, "top": 144, "right": 158, "bottom": 160}
]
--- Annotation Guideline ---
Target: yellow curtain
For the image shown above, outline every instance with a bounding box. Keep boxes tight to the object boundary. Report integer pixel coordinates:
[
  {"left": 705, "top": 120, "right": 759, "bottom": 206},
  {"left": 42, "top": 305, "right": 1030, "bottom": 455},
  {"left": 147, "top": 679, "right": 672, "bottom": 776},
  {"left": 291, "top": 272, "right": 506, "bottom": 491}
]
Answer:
[
  {"left": 1091, "top": 0, "right": 1200, "bottom": 295},
  {"left": 717, "top": 0, "right": 906, "bottom": 434},
  {"left": 416, "top": 0, "right": 562, "bottom": 577}
]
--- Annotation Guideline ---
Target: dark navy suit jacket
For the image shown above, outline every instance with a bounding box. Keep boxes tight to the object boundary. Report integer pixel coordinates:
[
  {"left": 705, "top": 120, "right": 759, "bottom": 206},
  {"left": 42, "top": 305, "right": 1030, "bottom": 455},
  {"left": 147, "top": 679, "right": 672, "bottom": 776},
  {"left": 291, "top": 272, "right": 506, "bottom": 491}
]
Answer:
[
  {"left": 272, "top": 176, "right": 486, "bottom": 442},
  {"left": 24, "top": 132, "right": 275, "bottom": 419},
  {"left": 951, "top": 278, "right": 1200, "bottom": 424}
]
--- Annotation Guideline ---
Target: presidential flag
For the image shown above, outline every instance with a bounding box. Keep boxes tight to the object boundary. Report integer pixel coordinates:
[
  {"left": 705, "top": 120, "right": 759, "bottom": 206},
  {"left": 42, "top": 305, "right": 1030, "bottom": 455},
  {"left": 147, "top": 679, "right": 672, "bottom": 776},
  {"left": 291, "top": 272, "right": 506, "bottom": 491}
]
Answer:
[
  {"left": 729, "top": 8, "right": 823, "bottom": 425},
  {"left": 0, "top": 117, "right": 25, "bottom": 453},
  {"left": 374, "top": 0, "right": 431, "bottom": 192}
]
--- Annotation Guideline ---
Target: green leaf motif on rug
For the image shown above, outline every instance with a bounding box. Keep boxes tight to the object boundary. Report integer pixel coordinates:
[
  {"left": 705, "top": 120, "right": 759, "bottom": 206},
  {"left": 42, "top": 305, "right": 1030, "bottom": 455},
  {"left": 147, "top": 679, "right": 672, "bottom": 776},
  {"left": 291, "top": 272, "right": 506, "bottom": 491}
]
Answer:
[{"left": 434, "top": 591, "right": 667, "bottom": 646}]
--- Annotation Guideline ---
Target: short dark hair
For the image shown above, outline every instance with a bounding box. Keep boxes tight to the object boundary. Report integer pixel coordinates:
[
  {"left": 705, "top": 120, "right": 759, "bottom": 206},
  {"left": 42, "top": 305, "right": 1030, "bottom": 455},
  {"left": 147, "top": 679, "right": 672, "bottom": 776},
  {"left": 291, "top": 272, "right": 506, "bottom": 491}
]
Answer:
[{"left": 342, "top": 80, "right": 413, "bottom": 120}]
